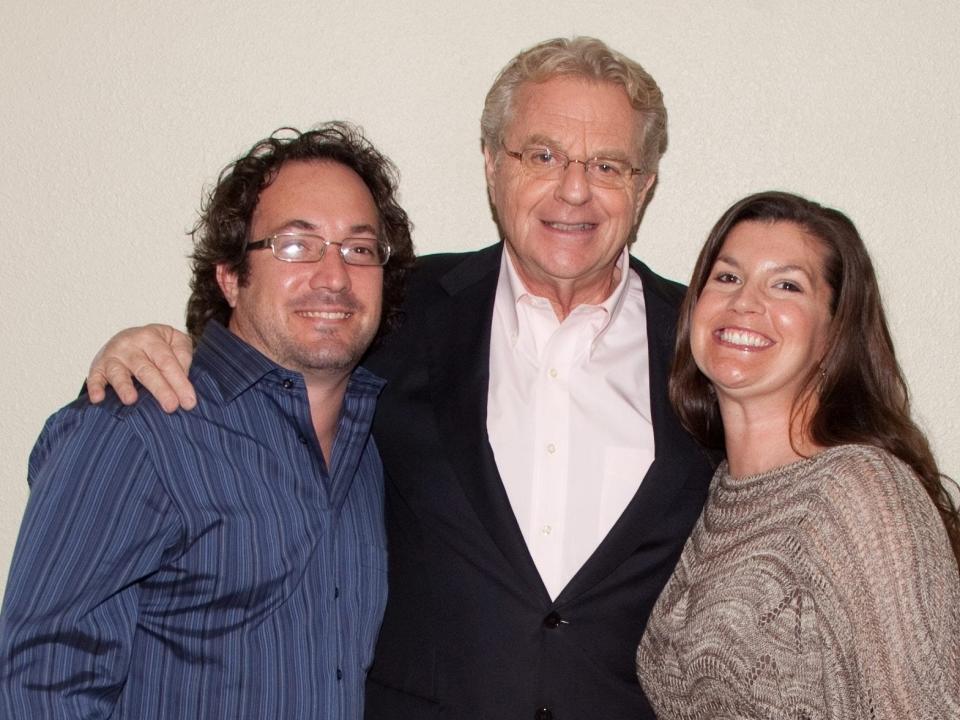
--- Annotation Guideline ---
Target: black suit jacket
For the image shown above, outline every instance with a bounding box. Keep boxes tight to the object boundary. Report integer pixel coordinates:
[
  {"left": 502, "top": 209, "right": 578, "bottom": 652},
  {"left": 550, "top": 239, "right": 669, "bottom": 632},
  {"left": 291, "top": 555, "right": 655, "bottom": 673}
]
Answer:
[{"left": 363, "top": 244, "right": 713, "bottom": 720}]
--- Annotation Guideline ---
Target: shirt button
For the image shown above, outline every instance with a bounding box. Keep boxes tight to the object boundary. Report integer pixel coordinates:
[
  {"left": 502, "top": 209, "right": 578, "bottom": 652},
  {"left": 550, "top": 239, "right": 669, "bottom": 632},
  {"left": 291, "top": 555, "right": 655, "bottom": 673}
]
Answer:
[
  {"left": 336, "top": 667, "right": 343, "bottom": 681},
  {"left": 282, "top": 379, "right": 294, "bottom": 389},
  {"left": 535, "top": 708, "right": 553, "bottom": 720},
  {"left": 298, "top": 435, "right": 308, "bottom": 445},
  {"left": 543, "top": 612, "right": 563, "bottom": 629},
  {"left": 546, "top": 443, "right": 556, "bottom": 454},
  {"left": 540, "top": 525, "right": 552, "bottom": 536},
  {"left": 548, "top": 368, "right": 558, "bottom": 378}
]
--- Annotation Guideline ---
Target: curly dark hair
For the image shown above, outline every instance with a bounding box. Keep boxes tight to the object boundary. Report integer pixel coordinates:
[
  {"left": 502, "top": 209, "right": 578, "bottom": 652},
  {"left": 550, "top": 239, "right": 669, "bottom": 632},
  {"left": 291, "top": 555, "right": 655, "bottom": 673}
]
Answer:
[
  {"left": 670, "top": 190, "right": 960, "bottom": 573},
  {"left": 185, "top": 122, "right": 415, "bottom": 345}
]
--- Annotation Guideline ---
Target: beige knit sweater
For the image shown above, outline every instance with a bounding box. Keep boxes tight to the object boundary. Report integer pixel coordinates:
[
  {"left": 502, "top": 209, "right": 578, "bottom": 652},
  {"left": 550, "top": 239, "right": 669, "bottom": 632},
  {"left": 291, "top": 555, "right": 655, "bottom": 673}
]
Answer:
[{"left": 637, "top": 444, "right": 960, "bottom": 719}]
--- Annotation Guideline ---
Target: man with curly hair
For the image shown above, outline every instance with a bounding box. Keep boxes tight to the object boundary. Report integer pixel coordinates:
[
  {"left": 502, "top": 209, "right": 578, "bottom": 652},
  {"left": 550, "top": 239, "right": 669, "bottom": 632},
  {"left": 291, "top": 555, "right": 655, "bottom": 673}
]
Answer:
[{"left": 0, "top": 122, "right": 414, "bottom": 720}]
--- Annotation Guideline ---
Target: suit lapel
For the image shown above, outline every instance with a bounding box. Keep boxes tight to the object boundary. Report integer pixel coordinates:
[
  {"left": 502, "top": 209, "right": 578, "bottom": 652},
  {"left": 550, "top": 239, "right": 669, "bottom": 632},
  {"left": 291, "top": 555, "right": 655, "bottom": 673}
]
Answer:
[{"left": 427, "top": 245, "right": 548, "bottom": 599}]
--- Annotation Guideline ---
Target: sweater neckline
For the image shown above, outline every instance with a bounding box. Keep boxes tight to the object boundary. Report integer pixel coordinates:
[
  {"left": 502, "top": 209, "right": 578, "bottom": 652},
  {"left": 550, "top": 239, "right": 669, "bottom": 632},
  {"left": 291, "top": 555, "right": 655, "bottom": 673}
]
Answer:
[{"left": 715, "top": 444, "right": 856, "bottom": 493}]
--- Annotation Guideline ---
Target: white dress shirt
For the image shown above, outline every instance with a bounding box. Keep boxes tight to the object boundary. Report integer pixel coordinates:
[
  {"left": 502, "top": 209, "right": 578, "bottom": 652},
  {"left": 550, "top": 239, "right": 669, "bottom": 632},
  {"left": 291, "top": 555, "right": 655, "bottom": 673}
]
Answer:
[{"left": 487, "top": 248, "right": 656, "bottom": 599}]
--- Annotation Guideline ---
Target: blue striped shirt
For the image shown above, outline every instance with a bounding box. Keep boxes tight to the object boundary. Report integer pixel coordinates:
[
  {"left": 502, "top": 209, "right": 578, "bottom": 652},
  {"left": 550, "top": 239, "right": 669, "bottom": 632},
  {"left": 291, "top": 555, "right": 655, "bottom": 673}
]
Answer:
[{"left": 0, "top": 321, "right": 388, "bottom": 719}]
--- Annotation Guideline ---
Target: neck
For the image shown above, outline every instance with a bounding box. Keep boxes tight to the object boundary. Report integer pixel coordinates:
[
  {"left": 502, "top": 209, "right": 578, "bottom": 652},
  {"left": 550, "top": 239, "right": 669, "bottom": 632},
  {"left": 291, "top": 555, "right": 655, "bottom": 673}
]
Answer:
[
  {"left": 507, "top": 249, "right": 623, "bottom": 322},
  {"left": 718, "top": 394, "right": 823, "bottom": 478},
  {"left": 546, "top": 276, "right": 618, "bottom": 321}
]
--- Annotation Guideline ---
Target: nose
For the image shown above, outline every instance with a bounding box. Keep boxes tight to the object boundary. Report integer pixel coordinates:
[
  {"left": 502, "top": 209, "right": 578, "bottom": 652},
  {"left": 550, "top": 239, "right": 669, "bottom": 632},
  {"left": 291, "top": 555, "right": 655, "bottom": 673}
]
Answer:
[
  {"left": 308, "top": 245, "right": 351, "bottom": 293},
  {"left": 731, "top": 282, "right": 764, "bottom": 314},
  {"left": 554, "top": 159, "right": 593, "bottom": 206}
]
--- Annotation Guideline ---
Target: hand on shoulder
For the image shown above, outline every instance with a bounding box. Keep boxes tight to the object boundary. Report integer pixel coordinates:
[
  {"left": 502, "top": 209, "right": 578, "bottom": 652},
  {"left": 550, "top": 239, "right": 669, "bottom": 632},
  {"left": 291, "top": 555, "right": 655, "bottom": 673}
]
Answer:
[{"left": 86, "top": 324, "right": 196, "bottom": 413}]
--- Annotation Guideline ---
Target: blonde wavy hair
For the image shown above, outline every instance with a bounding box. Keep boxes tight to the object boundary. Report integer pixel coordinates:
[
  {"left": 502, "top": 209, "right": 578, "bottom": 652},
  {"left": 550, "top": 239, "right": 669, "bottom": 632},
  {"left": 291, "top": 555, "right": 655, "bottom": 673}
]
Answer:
[{"left": 480, "top": 36, "right": 668, "bottom": 173}]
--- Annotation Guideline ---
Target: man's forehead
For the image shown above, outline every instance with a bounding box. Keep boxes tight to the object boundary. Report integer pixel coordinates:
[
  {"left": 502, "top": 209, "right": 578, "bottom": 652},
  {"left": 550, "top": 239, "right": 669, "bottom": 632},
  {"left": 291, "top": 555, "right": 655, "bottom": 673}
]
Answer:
[
  {"left": 252, "top": 160, "right": 380, "bottom": 233},
  {"left": 264, "top": 159, "right": 368, "bottom": 194},
  {"left": 503, "top": 77, "right": 639, "bottom": 154}
]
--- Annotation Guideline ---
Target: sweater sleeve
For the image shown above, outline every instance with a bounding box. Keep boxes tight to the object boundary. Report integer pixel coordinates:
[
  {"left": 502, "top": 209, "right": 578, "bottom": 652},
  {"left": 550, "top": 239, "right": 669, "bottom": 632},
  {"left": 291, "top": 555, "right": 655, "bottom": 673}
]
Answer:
[{"left": 811, "top": 447, "right": 960, "bottom": 719}]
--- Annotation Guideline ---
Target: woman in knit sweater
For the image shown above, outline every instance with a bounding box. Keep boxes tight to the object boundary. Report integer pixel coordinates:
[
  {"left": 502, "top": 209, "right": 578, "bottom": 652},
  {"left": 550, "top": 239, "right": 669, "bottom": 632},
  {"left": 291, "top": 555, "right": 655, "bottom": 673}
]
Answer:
[{"left": 637, "top": 191, "right": 960, "bottom": 719}]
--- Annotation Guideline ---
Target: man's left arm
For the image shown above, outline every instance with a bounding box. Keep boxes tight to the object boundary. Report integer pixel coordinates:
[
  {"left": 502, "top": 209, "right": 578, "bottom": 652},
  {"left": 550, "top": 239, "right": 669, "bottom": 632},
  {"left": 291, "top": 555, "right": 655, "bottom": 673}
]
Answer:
[{"left": 0, "top": 403, "right": 183, "bottom": 718}]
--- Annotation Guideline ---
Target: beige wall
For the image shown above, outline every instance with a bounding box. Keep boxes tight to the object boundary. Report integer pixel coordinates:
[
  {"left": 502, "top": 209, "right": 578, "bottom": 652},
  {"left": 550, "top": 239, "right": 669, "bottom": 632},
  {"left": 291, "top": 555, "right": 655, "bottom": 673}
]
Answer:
[{"left": 2, "top": 2, "right": 958, "bottom": 596}]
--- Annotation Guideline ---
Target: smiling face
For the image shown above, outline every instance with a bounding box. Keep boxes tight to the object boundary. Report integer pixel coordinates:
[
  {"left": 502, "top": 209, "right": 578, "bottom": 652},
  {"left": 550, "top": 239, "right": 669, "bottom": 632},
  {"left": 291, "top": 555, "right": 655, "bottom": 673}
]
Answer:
[
  {"left": 690, "top": 220, "right": 834, "bottom": 413},
  {"left": 217, "top": 160, "right": 383, "bottom": 381},
  {"left": 483, "top": 76, "right": 655, "bottom": 312}
]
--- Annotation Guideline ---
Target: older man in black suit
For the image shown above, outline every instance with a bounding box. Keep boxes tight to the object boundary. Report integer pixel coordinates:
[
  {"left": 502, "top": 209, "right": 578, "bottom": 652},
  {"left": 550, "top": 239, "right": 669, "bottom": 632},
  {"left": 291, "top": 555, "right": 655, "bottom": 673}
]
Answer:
[{"left": 85, "top": 37, "right": 713, "bottom": 720}]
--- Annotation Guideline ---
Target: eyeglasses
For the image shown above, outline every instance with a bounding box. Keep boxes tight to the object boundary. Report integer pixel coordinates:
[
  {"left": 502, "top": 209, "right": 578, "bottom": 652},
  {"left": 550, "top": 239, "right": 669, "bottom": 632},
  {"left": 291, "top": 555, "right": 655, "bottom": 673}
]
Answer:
[
  {"left": 247, "top": 233, "right": 391, "bottom": 266},
  {"left": 503, "top": 145, "right": 645, "bottom": 189}
]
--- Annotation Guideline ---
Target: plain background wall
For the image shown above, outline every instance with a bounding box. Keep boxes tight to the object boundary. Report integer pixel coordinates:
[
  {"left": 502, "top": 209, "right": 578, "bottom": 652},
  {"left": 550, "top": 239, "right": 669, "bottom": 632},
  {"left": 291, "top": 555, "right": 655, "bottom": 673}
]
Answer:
[{"left": 2, "top": 2, "right": 958, "bottom": 597}]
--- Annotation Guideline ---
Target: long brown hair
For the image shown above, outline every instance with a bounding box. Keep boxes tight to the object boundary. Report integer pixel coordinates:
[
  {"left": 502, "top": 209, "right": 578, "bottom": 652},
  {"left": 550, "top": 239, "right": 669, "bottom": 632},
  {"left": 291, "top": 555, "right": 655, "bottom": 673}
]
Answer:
[{"left": 670, "top": 190, "right": 960, "bottom": 571}]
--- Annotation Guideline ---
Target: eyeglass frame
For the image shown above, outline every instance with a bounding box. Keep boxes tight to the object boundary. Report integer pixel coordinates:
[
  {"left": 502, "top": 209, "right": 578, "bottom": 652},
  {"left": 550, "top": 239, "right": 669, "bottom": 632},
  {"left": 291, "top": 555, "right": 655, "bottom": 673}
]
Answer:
[
  {"left": 502, "top": 143, "right": 646, "bottom": 188},
  {"left": 246, "top": 233, "right": 392, "bottom": 266}
]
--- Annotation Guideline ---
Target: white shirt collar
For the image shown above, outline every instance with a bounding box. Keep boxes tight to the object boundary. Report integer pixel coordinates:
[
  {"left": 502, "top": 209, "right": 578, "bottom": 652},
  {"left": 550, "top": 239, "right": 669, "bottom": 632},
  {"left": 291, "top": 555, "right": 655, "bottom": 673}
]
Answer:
[{"left": 495, "top": 245, "right": 634, "bottom": 356}]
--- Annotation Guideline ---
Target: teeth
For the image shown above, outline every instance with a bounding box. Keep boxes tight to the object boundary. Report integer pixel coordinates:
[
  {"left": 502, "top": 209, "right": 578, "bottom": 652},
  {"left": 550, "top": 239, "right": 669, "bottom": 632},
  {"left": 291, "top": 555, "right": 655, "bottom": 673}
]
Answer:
[
  {"left": 718, "top": 329, "right": 771, "bottom": 348},
  {"left": 547, "top": 222, "right": 594, "bottom": 231},
  {"left": 300, "top": 311, "right": 351, "bottom": 320}
]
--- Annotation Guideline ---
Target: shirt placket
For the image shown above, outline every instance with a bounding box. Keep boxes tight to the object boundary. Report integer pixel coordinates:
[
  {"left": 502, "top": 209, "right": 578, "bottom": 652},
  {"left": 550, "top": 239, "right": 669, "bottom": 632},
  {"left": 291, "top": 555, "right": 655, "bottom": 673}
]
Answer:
[{"left": 528, "top": 319, "right": 585, "bottom": 599}]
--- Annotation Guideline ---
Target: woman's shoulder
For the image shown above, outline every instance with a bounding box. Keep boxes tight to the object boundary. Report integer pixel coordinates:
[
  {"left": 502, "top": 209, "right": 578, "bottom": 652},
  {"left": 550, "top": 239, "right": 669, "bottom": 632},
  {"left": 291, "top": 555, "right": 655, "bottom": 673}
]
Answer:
[
  {"left": 814, "top": 441, "right": 902, "bottom": 473},
  {"left": 810, "top": 443, "right": 930, "bottom": 513},
  {"left": 802, "top": 449, "right": 960, "bottom": 711},
  {"left": 807, "top": 444, "right": 954, "bottom": 575}
]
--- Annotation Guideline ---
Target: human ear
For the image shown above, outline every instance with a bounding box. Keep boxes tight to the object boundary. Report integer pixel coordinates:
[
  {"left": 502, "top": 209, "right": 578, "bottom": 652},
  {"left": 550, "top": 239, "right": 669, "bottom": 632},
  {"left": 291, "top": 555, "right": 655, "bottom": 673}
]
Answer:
[
  {"left": 634, "top": 173, "right": 657, "bottom": 223},
  {"left": 483, "top": 145, "right": 498, "bottom": 200},
  {"left": 216, "top": 264, "right": 240, "bottom": 308}
]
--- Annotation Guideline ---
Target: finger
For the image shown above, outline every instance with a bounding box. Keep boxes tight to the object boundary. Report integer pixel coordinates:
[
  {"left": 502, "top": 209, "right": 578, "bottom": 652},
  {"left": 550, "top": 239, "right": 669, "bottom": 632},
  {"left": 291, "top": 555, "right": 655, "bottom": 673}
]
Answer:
[
  {"left": 170, "top": 332, "right": 195, "bottom": 373},
  {"left": 100, "top": 359, "right": 141, "bottom": 406},
  {"left": 85, "top": 370, "right": 108, "bottom": 404},
  {"left": 125, "top": 360, "right": 182, "bottom": 414},
  {"left": 152, "top": 351, "right": 197, "bottom": 411}
]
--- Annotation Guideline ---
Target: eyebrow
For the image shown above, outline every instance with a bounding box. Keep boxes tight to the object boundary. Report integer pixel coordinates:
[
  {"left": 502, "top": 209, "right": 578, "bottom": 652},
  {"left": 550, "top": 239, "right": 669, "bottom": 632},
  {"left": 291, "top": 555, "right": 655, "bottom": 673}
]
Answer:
[
  {"left": 715, "top": 255, "right": 815, "bottom": 278},
  {"left": 272, "top": 219, "right": 380, "bottom": 237},
  {"left": 282, "top": 219, "right": 318, "bottom": 232},
  {"left": 347, "top": 223, "right": 379, "bottom": 236}
]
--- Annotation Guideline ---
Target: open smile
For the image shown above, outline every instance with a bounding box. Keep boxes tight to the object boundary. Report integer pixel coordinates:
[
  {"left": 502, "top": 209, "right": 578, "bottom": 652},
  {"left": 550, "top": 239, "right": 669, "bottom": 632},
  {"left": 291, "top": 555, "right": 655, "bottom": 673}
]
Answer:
[
  {"left": 542, "top": 220, "right": 598, "bottom": 232},
  {"left": 714, "top": 327, "right": 774, "bottom": 350},
  {"left": 296, "top": 310, "right": 354, "bottom": 320}
]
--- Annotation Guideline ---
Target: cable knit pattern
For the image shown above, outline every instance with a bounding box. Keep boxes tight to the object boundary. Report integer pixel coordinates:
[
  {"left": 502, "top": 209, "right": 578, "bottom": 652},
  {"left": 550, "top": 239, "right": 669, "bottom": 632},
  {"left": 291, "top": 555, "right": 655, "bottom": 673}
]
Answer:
[{"left": 637, "top": 444, "right": 960, "bottom": 719}]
